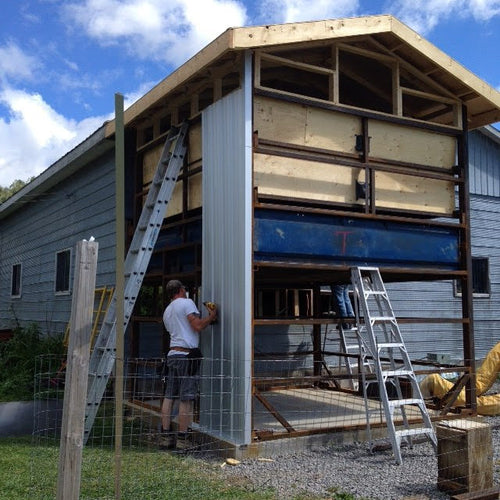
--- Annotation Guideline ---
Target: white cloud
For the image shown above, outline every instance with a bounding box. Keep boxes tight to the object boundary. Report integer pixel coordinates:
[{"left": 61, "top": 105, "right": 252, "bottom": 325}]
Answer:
[
  {"left": 257, "top": 0, "right": 360, "bottom": 24},
  {"left": 0, "top": 42, "right": 40, "bottom": 81},
  {"left": 386, "top": 0, "right": 500, "bottom": 34},
  {"left": 63, "top": 0, "right": 248, "bottom": 66},
  {"left": 469, "top": 0, "right": 500, "bottom": 20},
  {"left": 0, "top": 88, "right": 108, "bottom": 185}
]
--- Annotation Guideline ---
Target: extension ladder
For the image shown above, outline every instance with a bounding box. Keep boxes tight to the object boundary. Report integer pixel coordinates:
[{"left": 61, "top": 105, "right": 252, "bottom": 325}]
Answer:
[
  {"left": 83, "top": 122, "right": 189, "bottom": 443},
  {"left": 350, "top": 266, "right": 437, "bottom": 464}
]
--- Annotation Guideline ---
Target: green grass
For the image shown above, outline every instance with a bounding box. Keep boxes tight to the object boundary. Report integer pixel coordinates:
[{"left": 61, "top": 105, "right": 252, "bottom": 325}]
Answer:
[
  {"left": 0, "top": 436, "right": 360, "bottom": 500},
  {"left": 1, "top": 435, "right": 276, "bottom": 500}
]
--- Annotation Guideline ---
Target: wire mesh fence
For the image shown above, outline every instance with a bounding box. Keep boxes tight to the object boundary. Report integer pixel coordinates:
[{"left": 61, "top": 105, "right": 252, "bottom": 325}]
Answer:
[{"left": 30, "top": 353, "right": 500, "bottom": 499}]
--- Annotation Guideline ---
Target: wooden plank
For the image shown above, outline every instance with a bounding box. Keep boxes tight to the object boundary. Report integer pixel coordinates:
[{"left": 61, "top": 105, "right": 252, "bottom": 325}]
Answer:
[
  {"left": 57, "top": 240, "right": 98, "bottom": 500},
  {"left": 254, "top": 153, "right": 358, "bottom": 204},
  {"left": 142, "top": 143, "right": 163, "bottom": 185},
  {"left": 373, "top": 170, "right": 454, "bottom": 214},
  {"left": 331, "top": 45, "right": 339, "bottom": 103},
  {"left": 255, "top": 96, "right": 308, "bottom": 146},
  {"left": 392, "top": 62, "right": 402, "bottom": 116},
  {"left": 254, "top": 150, "right": 454, "bottom": 214},
  {"left": 259, "top": 51, "right": 335, "bottom": 76},
  {"left": 451, "top": 486, "right": 500, "bottom": 500},
  {"left": 255, "top": 95, "right": 361, "bottom": 153},
  {"left": 188, "top": 172, "right": 202, "bottom": 211},
  {"left": 165, "top": 182, "right": 183, "bottom": 218},
  {"left": 402, "top": 86, "right": 459, "bottom": 105},
  {"left": 232, "top": 15, "right": 394, "bottom": 49},
  {"left": 369, "top": 119, "right": 456, "bottom": 168},
  {"left": 188, "top": 121, "right": 202, "bottom": 164}
]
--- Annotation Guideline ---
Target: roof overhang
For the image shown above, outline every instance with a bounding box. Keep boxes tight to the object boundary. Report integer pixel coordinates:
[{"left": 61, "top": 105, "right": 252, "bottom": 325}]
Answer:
[
  {"left": 106, "top": 14, "right": 500, "bottom": 136},
  {"left": 0, "top": 125, "right": 113, "bottom": 221},
  {"left": 479, "top": 124, "right": 500, "bottom": 144}
]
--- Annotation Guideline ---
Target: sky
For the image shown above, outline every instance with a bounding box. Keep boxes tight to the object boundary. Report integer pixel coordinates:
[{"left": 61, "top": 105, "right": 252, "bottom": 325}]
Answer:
[{"left": 1, "top": 0, "right": 499, "bottom": 187}]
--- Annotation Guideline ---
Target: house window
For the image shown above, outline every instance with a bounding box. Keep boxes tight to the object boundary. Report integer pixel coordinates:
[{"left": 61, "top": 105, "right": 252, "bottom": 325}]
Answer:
[
  {"left": 455, "top": 257, "right": 490, "bottom": 297},
  {"left": 55, "top": 249, "right": 71, "bottom": 294},
  {"left": 11, "top": 263, "right": 22, "bottom": 297}
]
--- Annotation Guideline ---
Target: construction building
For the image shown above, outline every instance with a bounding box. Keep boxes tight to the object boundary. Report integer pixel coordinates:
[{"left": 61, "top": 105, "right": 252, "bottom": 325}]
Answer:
[{"left": 1, "top": 15, "right": 500, "bottom": 454}]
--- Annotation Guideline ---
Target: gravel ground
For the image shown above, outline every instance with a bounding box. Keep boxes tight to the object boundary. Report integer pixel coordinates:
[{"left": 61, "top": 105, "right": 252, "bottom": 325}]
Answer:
[{"left": 219, "top": 413, "right": 500, "bottom": 500}]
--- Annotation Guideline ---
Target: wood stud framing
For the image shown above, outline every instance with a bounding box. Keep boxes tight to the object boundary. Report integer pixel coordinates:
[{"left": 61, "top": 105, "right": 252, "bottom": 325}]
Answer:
[
  {"left": 120, "top": 16, "right": 500, "bottom": 441},
  {"left": 254, "top": 38, "right": 463, "bottom": 128}
]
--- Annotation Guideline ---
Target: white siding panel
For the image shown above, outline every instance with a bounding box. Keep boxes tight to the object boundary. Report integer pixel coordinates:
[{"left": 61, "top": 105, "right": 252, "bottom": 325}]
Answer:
[{"left": 199, "top": 53, "right": 252, "bottom": 445}]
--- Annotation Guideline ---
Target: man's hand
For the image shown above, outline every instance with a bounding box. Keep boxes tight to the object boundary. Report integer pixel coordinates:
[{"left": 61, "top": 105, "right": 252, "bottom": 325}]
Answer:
[
  {"left": 204, "top": 302, "right": 218, "bottom": 323},
  {"left": 187, "top": 303, "right": 217, "bottom": 332}
]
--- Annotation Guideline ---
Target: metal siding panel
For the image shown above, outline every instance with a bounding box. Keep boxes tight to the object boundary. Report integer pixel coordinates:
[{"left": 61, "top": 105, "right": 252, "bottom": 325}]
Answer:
[
  {"left": 0, "top": 150, "right": 116, "bottom": 334},
  {"left": 469, "top": 130, "right": 500, "bottom": 197},
  {"left": 200, "top": 55, "right": 252, "bottom": 444},
  {"left": 469, "top": 195, "right": 500, "bottom": 358}
]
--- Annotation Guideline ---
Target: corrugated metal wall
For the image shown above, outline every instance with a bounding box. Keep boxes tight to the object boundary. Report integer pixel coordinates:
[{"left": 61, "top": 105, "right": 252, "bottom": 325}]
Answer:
[
  {"left": 199, "top": 53, "right": 253, "bottom": 444},
  {"left": 469, "top": 128, "right": 500, "bottom": 197},
  {"left": 0, "top": 150, "right": 116, "bottom": 334}
]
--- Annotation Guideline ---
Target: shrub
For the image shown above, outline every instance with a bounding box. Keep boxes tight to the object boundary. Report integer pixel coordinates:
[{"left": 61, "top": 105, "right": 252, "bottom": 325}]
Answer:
[{"left": 0, "top": 324, "right": 64, "bottom": 402}]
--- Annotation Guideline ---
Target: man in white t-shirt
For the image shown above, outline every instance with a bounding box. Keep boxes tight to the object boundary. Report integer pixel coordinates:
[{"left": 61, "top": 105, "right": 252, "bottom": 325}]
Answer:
[{"left": 160, "top": 279, "right": 217, "bottom": 450}]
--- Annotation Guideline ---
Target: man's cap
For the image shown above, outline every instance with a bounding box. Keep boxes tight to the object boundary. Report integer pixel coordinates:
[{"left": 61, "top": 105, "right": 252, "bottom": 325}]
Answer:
[{"left": 166, "top": 279, "right": 184, "bottom": 299}]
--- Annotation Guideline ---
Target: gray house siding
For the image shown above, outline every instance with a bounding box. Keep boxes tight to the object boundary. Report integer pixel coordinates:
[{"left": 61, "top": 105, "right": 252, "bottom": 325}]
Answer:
[
  {"left": 469, "top": 127, "right": 500, "bottom": 197},
  {"left": 0, "top": 149, "right": 116, "bottom": 335},
  {"left": 388, "top": 128, "right": 500, "bottom": 361}
]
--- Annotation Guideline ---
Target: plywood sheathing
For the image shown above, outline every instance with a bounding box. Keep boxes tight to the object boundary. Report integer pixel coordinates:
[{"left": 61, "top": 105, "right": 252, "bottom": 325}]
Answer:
[
  {"left": 105, "top": 15, "right": 500, "bottom": 138},
  {"left": 141, "top": 121, "right": 202, "bottom": 217},
  {"left": 254, "top": 95, "right": 456, "bottom": 214}
]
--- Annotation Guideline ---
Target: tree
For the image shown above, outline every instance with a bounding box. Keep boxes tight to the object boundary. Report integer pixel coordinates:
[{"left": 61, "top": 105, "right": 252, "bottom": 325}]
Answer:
[{"left": 0, "top": 179, "right": 32, "bottom": 204}]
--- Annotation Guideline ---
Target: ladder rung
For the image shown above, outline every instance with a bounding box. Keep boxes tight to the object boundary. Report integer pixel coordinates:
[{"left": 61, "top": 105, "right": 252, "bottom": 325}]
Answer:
[
  {"left": 94, "top": 346, "right": 116, "bottom": 352},
  {"left": 388, "top": 398, "right": 425, "bottom": 407},
  {"left": 395, "top": 428, "right": 433, "bottom": 438},
  {"left": 370, "top": 316, "right": 395, "bottom": 322},
  {"left": 344, "top": 344, "right": 360, "bottom": 351},
  {"left": 382, "top": 369, "right": 412, "bottom": 377},
  {"left": 377, "top": 342, "right": 404, "bottom": 350},
  {"left": 365, "top": 290, "right": 385, "bottom": 296}
]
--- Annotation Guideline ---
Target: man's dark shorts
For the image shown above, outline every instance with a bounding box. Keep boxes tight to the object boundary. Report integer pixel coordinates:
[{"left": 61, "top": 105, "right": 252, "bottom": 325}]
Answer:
[{"left": 164, "top": 355, "right": 200, "bottom": 401}]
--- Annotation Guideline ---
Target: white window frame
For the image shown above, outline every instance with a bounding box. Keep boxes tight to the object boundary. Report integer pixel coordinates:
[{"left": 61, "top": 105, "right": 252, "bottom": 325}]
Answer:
[
  {"left": 454, "top": 256, "right": 490, "bottom": 298},
  {"left": 55, "top": 248, "right": 72, "bottom": 295},
  {"left": 11, "top": 263, "right": 22, "bottom": 298}
]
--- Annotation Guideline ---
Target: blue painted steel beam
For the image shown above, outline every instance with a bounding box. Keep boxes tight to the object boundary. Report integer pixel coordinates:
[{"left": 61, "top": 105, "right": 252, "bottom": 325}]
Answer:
[{"left": 254, "top": 209, "right": 459, "bottom": 269}]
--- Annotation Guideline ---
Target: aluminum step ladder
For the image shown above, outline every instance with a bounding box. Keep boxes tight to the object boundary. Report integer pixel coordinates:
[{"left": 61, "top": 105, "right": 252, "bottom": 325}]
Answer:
[
  {"left": 337, "top": 322, "right": 369, "bottom": 391},
  {"left": 83, "top": 122, "right": 189, "bottom": 444},
  {"left": 350, "top": 266, "right": 437, "bottom": 464}
]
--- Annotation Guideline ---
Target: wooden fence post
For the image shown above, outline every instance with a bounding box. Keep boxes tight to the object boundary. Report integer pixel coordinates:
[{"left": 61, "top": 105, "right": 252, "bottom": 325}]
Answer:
[{"left": 56, "top": 239, "right": 98, "bottom": 500}]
